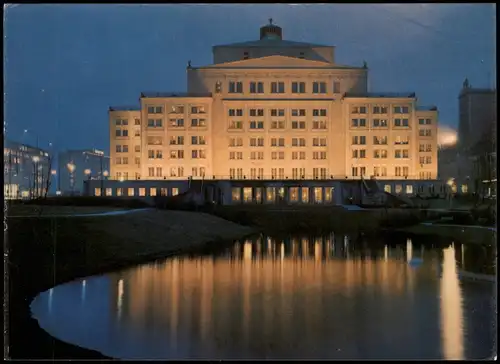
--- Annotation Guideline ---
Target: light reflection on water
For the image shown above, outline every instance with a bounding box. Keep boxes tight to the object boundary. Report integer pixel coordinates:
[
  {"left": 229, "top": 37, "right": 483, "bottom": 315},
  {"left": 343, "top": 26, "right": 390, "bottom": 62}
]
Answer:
[{"left": 31, "top": 234, "right": 496, "bottom": 360}]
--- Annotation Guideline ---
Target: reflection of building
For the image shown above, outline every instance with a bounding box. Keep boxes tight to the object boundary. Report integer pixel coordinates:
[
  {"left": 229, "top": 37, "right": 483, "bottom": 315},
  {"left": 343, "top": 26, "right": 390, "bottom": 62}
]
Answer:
[
  {"left": 108, "top": 21, "right": 438, "bottom": 186},
  {"left": 4, "top": 138, "right": 51, "bottom": 199},
  {"left": 457, "top": 81, "right": 497, "bottom": 196},
  {"left": 58, "top": 149, "right": 110, "bottom": 195},
  {"left": 106, "top": 238, "right": 430, "bottom": 359},
  {"left": 439, "top": 245, "right": 464, "bottom": 360}
]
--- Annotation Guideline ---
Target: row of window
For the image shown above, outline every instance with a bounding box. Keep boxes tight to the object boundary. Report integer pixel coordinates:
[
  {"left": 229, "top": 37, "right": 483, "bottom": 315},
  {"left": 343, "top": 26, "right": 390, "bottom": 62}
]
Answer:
[
  {"left": 351, "top": 106, "right": 411, "bottom": 115},
  {"left": 143, "top": 136, "right": 206, "bottom": 146},
  {"left": 114, "top": 119, "right": 141, "bottom": 126},
  {"left": 150, "top": 149, "right": 207, "bottom": 159},
  {"left": 146, "top": 105, "right": 206, "bottom": 115},
  {"left": 228, "top": 120, "right": 332, "bottom": 130},
  {"left": 228, "top": 167, "right": 332, "bottom": 179},
  {"left": 351, "top": 166, "right": 412, "bottom": 177},
  {"left": 146, "top": 118, "right": 208, "bottom": 128},
  {"left": 228, "top": 151, "right": 330, "bottom": 160},
  {"left": 352, "top": 118, "right": 410, "bottom": 127},
  {"left": 94, "top": 186, "right": 180, "bottom": 197},
  {"left": 225, "top": 121, "right": 434, "bottom": 134},
  {"left": 227, "top": 136, "right": 423, "bottom": 147},
  {"left": 117, "top": 138, "right": 434, "bottom": 154},
  {"left": 228, "top": 108, "right": 328, "bottom": 117},
  {"left": 227, "top": 81, "right": 340, "bottom": 94},
  {"left": 115, "top": 113, "right": 432, "bottom": 127},
  {"left": 231, "top": 186, "right": 335, "bottom": 203}
]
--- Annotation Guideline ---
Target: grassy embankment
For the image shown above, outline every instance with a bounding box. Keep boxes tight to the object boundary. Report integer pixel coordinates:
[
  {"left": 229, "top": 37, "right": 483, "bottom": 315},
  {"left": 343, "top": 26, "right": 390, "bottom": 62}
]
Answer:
[{"left": 7, "top": 204, "right": 256, "bottom": 360}]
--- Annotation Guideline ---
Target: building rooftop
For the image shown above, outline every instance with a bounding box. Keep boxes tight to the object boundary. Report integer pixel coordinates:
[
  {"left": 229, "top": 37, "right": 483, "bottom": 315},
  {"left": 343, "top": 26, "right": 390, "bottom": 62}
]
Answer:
[
  {"left": 140, "top": 92, "right": 212, "bottom": 98},
  {"left": 344, "top": 92, "right": 416, "bottom": 98},
  {"left": 214, "top": 38, "right": 330, "bottom": 49},
  {"left": 4, "top": 138, "right": 49, "bottom": 154},
  {"left": 108, "top": 106, "right": 140, "bottom": 111}
]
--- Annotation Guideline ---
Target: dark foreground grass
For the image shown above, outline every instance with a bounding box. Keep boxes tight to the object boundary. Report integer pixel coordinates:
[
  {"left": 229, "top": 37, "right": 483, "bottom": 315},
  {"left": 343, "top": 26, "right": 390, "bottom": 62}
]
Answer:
[{"left": 6, "top": 209, "right": 255, "bottom": 360}]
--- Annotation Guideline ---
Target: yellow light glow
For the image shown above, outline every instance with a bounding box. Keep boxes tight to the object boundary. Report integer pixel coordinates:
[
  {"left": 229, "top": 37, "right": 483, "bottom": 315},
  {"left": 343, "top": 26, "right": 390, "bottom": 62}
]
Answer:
[
  {"left": 84, "top": 169, "right": 91, "bottom": 175},
  {"left": 438, "top": 126, "right": 458, "bottom": 147},
  {"left": 51, "top": 170, "right": 57, "bottom": 175}
]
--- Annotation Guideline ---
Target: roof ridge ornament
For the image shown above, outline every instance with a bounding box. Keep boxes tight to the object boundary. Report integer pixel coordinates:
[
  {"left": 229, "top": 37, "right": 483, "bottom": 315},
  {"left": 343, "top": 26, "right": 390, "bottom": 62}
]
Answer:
[{"left": 269, "top": 18, "right": 273, "bottom": 25}]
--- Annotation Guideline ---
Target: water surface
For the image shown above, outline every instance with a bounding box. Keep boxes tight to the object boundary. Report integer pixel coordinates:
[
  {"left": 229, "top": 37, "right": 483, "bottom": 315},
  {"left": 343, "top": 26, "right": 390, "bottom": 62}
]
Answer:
[{"left": 31, "top": 233, "right": 496, "bottom": 360}]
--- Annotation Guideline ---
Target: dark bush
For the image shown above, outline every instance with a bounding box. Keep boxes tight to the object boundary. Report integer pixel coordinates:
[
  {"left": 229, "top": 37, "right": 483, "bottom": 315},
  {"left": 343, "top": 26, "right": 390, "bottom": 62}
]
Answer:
[{"left": 22, "top": 197, "right": 150, "bottom": 209}]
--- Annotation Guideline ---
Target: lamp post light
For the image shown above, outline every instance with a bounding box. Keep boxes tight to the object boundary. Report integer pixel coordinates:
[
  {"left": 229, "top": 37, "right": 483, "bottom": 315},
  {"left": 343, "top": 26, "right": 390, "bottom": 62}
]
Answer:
[
  {"left": 67, "top": 162, "right": 76, "bottom": 196},
  {"left": 446, "top": 178, "right": 455, "bottom": 209},
  {"left": 51, "top": 169, "right": 58, "bottom": 196},
  {"left": 32, "top": 155, "right": 40, "bottom": 198}
]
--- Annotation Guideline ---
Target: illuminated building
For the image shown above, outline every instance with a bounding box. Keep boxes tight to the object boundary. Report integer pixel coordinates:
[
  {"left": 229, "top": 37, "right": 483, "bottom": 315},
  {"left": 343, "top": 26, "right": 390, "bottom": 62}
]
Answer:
[
  {"left": 101, "top": 21, "right": 443, "bottom": 203},
  {"left": 4, "top": 138, "right": 51, "bottom": 199}
]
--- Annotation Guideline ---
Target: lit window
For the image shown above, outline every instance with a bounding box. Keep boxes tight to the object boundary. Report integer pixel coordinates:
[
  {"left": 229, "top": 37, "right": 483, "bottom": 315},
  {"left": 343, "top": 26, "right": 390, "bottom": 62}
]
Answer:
[
  {"left": 405, "top": 185, "right": 413, "bottom": 194},
  {"left": 128, "top": 188, "right": 134, "bottom": 196},
  {"left": 171, "top": 188, "right": 179, "bottom": 196},
  {"left": 94, "top": 188, "right": 101, "bottom": 197},
  {"left": 105, "top": 188, "right": 112, "bottom": 196},
  {"left": 139, "top": 188, "right": 146, "bottom": 197},
  {"left": 232, "top": 187, "right": 241, "bottom": 202}
]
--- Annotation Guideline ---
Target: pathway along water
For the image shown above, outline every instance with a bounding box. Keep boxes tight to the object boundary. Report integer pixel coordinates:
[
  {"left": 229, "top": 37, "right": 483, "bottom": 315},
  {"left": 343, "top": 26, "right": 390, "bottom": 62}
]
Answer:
[{"left": 30, "top": 233, "right": 496, "bottom": 360}]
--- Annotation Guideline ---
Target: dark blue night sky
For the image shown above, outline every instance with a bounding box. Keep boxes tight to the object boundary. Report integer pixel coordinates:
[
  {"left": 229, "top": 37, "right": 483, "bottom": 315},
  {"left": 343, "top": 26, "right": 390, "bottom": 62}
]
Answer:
[{"left": 4, "top": 4, "right": 496, "bottom": 155}]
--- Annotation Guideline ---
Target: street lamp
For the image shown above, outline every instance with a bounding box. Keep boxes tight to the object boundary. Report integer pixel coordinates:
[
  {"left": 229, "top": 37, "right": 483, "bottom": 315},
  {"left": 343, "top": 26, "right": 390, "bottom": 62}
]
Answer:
[
  {"left": 446, "top": 178, "right": 455, "bottom": 209},
  {"left": 103, "top": 170, "right": 109, "bottom": 178},
  {"left": 84, "top": 169, "right": 92, "bottom": 180},
  {"left": 32, "top": 156, "right": 40, "bottom": 198},
  {"left": 67, "top": 162, "right": 76, "bottom": 173},
  {"left": 51, "top": 169, "right": 58, "bottom": 196},
  {"left": 67, "top": 162, "right": 76, "bottom": 195}
]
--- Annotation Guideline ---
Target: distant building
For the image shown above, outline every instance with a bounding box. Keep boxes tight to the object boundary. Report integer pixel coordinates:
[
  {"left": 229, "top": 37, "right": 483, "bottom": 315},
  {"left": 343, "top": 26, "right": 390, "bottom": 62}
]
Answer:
[
  {"left": 4, "top": 138, "right": 52, "bottom": 199},
  {"left": 108, "top": 21, "right": 439, "bottom": 191},
  {"left": 58, "top": 149, "right": 110, "bottom": 195},
  {"left": 457, "top": 80, "right": 497, "bottom": 196}
]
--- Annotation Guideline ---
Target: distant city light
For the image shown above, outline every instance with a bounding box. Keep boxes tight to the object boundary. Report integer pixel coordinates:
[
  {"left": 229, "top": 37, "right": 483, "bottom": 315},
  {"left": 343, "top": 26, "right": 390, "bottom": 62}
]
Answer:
[
  {"left": 84, "top": 169, "right": 92, "bottom": 175},
  {"left": 438, "top": 126, "right": 458, "bottom": 147},
  {"left": 51, "top": 170, "right": 57, "bottom": 175}
]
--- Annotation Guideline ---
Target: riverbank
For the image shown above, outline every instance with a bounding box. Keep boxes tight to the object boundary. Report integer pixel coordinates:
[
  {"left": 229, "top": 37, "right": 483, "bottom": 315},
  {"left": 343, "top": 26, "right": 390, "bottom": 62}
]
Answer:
[{"left": 6, "top": 207, "right": 256, "bottom": 360}]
